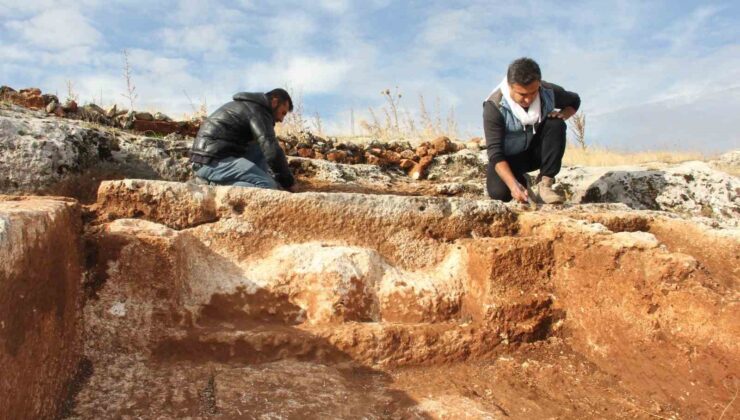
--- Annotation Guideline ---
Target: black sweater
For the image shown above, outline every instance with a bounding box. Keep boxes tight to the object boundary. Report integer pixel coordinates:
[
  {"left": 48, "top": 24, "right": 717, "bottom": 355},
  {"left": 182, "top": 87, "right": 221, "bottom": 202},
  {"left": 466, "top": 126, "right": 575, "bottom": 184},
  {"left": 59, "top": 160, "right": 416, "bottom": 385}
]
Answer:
[{"left": 483, "top": 81, "right": 580, "bottom": 165}]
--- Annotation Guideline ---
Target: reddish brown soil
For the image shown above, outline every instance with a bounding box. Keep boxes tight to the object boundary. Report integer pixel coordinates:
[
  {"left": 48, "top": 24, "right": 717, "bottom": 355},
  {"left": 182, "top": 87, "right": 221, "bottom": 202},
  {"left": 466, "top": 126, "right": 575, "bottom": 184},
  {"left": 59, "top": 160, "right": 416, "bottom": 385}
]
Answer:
[{"left": 6, "top": 185, "right": 737, "bottom": 419}]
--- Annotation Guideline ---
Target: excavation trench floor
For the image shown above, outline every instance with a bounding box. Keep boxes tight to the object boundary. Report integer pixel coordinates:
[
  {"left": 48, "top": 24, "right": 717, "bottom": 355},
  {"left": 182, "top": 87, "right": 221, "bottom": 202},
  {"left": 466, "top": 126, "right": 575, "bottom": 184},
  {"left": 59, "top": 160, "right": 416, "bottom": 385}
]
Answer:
[{"left": 68, "top": 339, "right": 691, "bottom": 420}]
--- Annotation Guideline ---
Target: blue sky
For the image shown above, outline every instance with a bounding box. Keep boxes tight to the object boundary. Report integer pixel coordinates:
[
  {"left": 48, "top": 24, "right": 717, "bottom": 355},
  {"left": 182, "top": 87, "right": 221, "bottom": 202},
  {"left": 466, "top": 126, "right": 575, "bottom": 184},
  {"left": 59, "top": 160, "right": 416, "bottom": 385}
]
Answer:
[{"left": 1, "top": 0, "right": 738, "bottom": 152}]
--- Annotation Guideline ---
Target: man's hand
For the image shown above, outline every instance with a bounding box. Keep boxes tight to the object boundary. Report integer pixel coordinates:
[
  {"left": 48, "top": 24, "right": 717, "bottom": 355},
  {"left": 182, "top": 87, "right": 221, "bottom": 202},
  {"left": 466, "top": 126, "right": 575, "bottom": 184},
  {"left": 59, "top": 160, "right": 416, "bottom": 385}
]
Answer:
[
  {"left": 548, "top": 106, "right": 577, "bottom": 120},
  {"left": 509, "top": 181, "right": 529, "bottom": 203}
]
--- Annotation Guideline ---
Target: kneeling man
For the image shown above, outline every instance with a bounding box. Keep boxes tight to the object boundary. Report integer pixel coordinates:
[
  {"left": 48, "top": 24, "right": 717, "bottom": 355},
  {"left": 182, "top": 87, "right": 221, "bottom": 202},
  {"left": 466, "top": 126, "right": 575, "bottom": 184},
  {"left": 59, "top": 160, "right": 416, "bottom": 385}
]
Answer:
[
  {"left": 483, "top": 57, "right": 580, "bottom": 203},
  {"left": 190, "top": 88, "right": 295, "bottom": 190}
]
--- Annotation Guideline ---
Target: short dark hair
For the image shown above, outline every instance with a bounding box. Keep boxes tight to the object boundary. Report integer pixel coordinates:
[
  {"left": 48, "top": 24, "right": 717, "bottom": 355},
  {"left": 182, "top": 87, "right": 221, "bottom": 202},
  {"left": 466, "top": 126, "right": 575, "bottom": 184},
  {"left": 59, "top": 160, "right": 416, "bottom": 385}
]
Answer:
[
  {"left": 507, "top": 57, "right": 542, "bottom": 86},
  {"left": 265, "top": 88, "right": 293, "bottom": 111}
]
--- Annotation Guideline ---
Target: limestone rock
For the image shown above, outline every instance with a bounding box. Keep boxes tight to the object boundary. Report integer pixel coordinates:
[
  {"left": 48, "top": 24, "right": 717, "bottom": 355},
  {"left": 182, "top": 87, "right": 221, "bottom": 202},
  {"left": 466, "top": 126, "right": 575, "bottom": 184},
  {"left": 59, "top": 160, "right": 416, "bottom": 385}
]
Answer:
[
  {"left": 0, "top": 105, "right": 193, "bottom": 198},
  {"left": 557, "top": 161, "right": 740, "bottom": 227},
  {"left": 153, "top": 111, "right": 172, "bottom": 122},
  {"left": 427, "top": 149, "right": 486, "bottom": 183},
  {"left": 45, "top": 101, "right": 58, "bottom": 114},
  {"left": 134, "top": 111, "right": 154, "bottom": 121},
  {"left": 82, "top": 103, "right": 105, "bottom": 115}
]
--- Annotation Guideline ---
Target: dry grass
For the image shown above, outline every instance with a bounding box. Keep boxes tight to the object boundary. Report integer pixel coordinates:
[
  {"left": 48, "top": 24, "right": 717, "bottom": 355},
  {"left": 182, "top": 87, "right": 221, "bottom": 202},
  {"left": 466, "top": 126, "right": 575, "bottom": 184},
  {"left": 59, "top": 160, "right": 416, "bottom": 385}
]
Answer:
[
  {"left": 276, "top": 88, "right": 308, "bottom": 137},
  {"left": 563, "top": 145, "right": 705, "bottom": 167},
  {"left": 359, "top": 87, "right": 459, "bottom": 142},
  {"left": 713, "top": 163, "right": 740, "bottom": 177},
  {"left": 182, "top": 90, "right": 208, "bottom": 122}
]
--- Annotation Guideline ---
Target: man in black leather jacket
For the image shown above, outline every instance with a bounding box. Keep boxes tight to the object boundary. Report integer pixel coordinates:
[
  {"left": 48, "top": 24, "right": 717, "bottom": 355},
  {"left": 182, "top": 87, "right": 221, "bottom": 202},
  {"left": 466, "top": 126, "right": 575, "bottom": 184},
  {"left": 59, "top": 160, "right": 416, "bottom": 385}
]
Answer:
[{"left": 189, "top": 88, "right": 296, "bottom": 190}]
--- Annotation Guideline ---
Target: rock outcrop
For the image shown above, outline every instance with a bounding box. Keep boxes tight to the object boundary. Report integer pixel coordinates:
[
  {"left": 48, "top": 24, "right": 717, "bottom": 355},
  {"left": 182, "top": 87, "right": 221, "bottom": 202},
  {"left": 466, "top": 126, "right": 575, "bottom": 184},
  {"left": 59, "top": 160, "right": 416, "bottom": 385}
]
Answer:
[
  {"left": 2, "top": 100, "right": 737, "bottom": 228},
  {"left": 0, "top": 102, "right": 192, "bottom": 200}
]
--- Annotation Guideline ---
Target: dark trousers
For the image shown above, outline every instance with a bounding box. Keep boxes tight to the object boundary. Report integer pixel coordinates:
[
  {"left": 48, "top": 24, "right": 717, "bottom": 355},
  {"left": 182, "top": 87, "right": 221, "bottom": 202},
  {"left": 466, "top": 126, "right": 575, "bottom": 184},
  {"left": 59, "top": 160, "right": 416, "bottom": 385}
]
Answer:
[{"left": 486, "top": 117, "right": 567, "bottom": 202}]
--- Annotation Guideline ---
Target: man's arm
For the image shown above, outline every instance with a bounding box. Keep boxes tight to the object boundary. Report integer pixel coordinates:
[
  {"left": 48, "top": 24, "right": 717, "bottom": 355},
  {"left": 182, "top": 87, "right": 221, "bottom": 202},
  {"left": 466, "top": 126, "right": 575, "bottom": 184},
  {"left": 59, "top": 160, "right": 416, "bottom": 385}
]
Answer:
[
  {"left": 483, "top": 102, "right": 529, "bottom": 203},
  {"left": 248, "top": 114, "right": 295, "bottom": 189},
  {"left": 544, "top": 82, "right": 580, "bottom": 120}
]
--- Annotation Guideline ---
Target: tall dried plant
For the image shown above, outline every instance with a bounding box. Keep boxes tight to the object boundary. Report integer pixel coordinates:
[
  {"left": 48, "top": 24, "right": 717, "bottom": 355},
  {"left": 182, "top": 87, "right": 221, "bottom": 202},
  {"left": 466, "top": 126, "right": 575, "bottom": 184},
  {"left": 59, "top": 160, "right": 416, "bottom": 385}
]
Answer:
[
  {"left": 312, "top": 112, "right": 323, "bottom": 136},
  {"left": 381, "top": 86, "right": 402, "bottom": 131},
  {"left": 65, "top": 80, "right": 79, "bottom": 103},
  {"left": 276, "top": 87, "right": 308, "bottom": 136},
  {"left": 121, "top": 49, "right": 138, "bottom": 111},
  {"left": 183, "top": 90, "right": 208, "bottom": 122},
  {"left": 569, "top": 111, "right": 587, "bottom": 149}
]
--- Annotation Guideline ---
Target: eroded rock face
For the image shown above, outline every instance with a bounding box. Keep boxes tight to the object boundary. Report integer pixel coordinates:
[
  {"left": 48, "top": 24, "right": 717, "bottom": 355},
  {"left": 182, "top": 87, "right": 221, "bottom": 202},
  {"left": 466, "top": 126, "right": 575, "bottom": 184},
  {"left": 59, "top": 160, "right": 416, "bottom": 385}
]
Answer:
[
  {"left": 557, "top": 161, "right": 740, "bottom": 226},
  {"left": 0, "top": 196, "right": 82, "bottom": 419},
  {"left": 54, "top": 180, "right": 738, "bottom": 418},
  {"left": 0, "top": 104, "right": 192, "bottom": 200}
]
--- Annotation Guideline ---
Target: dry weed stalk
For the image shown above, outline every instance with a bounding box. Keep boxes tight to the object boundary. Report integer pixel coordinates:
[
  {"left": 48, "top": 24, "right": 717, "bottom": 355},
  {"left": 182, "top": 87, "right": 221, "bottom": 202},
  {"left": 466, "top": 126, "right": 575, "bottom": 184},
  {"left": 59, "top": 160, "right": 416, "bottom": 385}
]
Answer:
[
  {"left": 381, "top": 87, "right": 402, "bottom": 131},
  {"left": 65, "top": 80, "right": 79, "bottom": 103},
  {"left": 569, "top": 111, "right": 587, "bottom": 149},
  {"left": 276, "top": 87, "right": 308, "bottom": 136},
  {"left": 446, "top": 105, "right": 458, "bottom": 138},
  {"left": 350, "top": 107, "right": 355, "bottom": 136},
  {"left": 312, "top": 112, "right": 323, "bottom": 136},
  {"left": 121, "top": 49, "right": 138, "bottom": 111},
  {"left": 183, "top": 90, "right": 208, "bottom": 121}
]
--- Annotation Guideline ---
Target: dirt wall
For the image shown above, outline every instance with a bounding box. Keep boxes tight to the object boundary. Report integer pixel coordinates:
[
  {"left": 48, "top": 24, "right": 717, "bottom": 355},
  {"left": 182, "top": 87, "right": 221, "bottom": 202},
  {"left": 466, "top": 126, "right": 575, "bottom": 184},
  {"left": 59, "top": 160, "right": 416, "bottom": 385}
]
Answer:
[{"left": 0, "top": 197, "right": 83, "bottom": 420}]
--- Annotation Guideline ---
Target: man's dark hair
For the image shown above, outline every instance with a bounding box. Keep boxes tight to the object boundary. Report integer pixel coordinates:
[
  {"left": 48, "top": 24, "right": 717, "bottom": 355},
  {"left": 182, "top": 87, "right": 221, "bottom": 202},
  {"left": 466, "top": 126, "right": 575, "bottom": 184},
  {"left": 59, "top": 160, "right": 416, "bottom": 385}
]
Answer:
[
  {"left": 265, "top": 88, "right": 293, "bottom": 111},
  {"left": 507, "top": 57, "right": 542, "bottom": 86}
]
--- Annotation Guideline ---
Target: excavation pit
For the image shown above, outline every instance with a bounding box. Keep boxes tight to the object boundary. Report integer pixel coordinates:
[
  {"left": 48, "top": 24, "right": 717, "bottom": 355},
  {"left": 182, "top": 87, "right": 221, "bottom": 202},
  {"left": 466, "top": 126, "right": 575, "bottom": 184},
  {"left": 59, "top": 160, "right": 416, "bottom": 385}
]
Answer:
[{"left": 1, "top": 181, "right": 738, "bottom": 419}]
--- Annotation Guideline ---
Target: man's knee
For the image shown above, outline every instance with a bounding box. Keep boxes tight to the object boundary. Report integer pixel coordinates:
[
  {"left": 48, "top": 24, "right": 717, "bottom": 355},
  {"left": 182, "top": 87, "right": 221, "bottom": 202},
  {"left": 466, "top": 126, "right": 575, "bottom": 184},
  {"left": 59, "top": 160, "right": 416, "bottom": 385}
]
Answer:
[{"left": 544, "top": 117, "right": 567, "bottom": 133}]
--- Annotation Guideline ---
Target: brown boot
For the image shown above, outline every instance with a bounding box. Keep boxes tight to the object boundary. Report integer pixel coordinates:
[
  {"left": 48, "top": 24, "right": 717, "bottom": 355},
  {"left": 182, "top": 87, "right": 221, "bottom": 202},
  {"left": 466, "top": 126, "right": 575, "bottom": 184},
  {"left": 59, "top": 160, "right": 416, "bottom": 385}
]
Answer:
[{"left": 537, "top": 176, "right": 565, "bottom": 204}]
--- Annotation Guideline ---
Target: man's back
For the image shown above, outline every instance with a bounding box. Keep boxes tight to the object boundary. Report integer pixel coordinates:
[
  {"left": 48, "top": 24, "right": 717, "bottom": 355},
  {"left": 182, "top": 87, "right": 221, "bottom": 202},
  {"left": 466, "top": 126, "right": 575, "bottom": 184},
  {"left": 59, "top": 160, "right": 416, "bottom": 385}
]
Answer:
[
  {"left": 191, "top": 92, "right": 272, "bottom": 161},
  {"left": 189, "top": 90, "right": 295, "bottom": 190}
]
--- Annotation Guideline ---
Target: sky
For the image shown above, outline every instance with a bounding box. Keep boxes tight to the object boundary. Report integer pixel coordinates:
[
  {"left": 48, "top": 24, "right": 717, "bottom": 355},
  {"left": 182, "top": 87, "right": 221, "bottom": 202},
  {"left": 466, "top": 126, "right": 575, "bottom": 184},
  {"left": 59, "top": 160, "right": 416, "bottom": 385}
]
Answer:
[{"left": 1, "top": 0, "right": 739, "bottom": 152}]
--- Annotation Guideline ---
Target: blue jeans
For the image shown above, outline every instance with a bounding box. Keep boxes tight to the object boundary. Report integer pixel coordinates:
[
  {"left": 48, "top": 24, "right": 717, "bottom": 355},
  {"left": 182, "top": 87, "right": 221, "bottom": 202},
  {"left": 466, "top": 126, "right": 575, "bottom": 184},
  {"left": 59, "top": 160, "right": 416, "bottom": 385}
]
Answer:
[{"left": 195, "top": 157, "right": 280, "bottom": 189}]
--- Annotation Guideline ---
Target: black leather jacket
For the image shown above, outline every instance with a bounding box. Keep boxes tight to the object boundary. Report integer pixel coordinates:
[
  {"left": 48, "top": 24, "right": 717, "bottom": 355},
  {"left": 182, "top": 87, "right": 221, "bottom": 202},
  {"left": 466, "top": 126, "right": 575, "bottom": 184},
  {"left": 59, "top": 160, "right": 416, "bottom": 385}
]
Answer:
[{"left": 190, "top": 92, "right": 294, "bottom": 188}]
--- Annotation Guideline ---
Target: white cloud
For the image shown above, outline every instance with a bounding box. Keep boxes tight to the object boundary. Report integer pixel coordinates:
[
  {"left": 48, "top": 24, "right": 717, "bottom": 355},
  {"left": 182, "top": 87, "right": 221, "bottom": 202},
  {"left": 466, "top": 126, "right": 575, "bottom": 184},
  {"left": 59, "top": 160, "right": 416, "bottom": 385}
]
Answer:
[
  {"left": 1, "top": 0, "right": 736, "bottom": 152},
  {"left": 160, "top": 24, "right": 230, "bottom": 54},
  {"left": 245, "top": 55, "right": 352, "bottom": 93},
  {"left": 319, "top": 0, "right": 350, "bottom": 14},
  {"left": 0, "top": 0, "right": 102, "bottom": 17},
  {"left": 5, "top": 8, "right": 101, "bottom": 49},
  {"left": 263, "top": 11, "right": 318, "bottom": 51}
]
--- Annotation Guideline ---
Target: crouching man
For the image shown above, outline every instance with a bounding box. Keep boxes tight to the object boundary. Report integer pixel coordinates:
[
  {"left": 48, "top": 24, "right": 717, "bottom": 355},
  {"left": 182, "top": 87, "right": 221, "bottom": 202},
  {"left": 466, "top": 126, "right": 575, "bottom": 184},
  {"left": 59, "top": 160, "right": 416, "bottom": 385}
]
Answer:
[
  {"left": 483, "top": 57, "right": 580, "bottom": 203},
  {"left": 190, "top": 88, "right": 296, "bottom": 190}
]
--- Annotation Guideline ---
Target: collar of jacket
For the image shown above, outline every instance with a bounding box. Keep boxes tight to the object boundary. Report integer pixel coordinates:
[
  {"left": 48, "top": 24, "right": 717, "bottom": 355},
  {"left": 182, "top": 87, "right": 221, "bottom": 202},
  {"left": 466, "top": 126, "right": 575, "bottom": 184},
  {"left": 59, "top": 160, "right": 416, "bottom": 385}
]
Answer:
[
  {"left": 233, "top": 92, "right": 272, "bottom": 111},
  {"left": 499, "top": 85, "right": 552, "bottom": 114}
]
